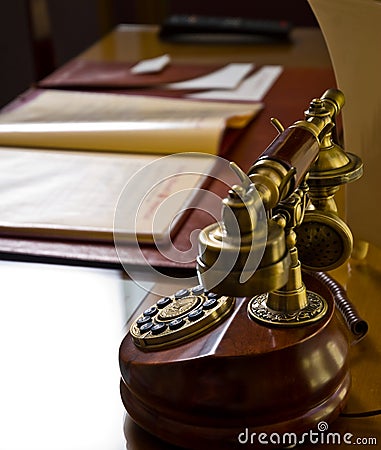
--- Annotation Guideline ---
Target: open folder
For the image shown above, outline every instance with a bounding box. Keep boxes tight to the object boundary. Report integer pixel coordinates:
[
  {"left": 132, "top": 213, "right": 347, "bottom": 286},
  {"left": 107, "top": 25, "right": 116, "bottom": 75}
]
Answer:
[{"left": 0, "top": 85, "right": 263, "bottom": 243}]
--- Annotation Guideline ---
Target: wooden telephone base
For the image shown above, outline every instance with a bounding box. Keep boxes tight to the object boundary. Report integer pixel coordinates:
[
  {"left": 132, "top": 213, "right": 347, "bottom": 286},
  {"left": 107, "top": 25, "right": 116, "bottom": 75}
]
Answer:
[{"left": 119, "top": 272, "right": 351, "bottom": 449}]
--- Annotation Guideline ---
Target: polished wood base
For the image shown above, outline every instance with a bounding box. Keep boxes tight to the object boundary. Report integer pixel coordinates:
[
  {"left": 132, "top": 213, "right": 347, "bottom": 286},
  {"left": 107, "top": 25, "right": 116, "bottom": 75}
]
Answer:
[{"left": 119, "top": 272, "right": 351, "bottom": 449}]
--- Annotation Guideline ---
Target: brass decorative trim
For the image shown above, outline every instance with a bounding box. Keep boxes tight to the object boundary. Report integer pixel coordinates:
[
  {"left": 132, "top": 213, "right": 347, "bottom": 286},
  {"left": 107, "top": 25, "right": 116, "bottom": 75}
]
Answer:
[{"left": 248, "top": 290, "right": 328, "bottom": 326}]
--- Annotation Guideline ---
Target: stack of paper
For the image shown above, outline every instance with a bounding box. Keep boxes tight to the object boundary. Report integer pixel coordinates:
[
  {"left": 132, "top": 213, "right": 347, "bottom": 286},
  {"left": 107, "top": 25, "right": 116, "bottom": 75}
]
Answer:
[{"left": 0, "top": 60, "right": 282, "bottom": 244}]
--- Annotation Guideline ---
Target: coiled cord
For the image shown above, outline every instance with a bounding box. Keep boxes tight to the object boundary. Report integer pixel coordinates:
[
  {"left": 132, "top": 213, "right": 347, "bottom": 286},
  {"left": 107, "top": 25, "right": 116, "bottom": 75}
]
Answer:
[{"left": 306, "top": 270, "right": 368, "bottom": 343}]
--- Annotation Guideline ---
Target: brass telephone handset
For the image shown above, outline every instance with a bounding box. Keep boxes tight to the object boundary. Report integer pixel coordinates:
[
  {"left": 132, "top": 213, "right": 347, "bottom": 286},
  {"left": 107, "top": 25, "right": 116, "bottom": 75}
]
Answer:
[
  {"left": 197, "top": 88, "right": 362, "bottom": 323},
  {"left": 120, "top": 89, "right": 366, "bottom": 449}
]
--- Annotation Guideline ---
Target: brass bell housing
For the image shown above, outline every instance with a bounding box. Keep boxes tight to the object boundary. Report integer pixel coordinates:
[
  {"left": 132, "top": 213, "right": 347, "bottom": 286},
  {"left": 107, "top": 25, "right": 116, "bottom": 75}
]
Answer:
[{"left": 197, "top": 182, "right": 291, "bottom": 297}]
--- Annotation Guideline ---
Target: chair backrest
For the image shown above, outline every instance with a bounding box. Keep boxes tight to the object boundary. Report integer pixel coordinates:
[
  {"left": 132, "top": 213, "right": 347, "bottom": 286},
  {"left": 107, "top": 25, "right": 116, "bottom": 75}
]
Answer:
[
  {"left": 26, "top": 0, "right": 56, "bottom": 80},
  {"left": 26, "top": 0, "right": 116, "bottom": 80}
]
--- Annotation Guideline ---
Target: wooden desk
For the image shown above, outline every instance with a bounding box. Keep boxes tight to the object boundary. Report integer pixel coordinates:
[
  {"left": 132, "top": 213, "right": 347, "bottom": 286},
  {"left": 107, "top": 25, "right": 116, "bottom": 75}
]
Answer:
[{"left": 0, "top": 24, "right": 380, "bottom": 450}]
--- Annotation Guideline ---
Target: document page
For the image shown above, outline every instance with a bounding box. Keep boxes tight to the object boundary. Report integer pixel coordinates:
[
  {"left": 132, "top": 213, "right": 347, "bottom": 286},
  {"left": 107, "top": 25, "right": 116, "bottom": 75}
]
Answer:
[
  {"left": 0, "top": 90, "right": 262, "bottom": 154},
  {"left": 0, "top": 147, "right": 215, "bottom": 242}
]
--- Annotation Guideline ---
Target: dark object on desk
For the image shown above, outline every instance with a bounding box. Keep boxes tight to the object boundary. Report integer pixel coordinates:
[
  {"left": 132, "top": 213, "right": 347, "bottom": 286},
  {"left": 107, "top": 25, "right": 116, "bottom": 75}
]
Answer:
[{"left": 159, "top": 14, "right": 293, "bottom": 44}]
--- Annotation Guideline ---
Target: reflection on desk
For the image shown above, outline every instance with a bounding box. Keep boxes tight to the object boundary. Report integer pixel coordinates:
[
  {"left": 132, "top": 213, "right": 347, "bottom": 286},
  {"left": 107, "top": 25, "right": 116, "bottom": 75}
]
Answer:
[{"left": 0, "top": 260, "right": 151, "bottom": 450}]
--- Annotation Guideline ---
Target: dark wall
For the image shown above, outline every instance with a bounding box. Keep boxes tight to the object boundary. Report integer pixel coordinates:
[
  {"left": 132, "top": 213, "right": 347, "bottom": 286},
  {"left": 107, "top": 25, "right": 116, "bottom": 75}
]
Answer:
[
  {"left": 47, "top": 0, "right": 108, "bottom": 66},
  {"left": 0, "top": 2, "right": 35, "bottom": 108},
  {"left": 0, "top": 0, "right": 108, "bottom": 108},
  {"left": 116, "top": 0, "right": 318, "bottom": 26}
]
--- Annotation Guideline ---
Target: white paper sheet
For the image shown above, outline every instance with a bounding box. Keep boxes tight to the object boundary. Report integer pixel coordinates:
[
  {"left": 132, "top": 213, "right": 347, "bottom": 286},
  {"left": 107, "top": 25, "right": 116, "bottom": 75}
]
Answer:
[
  {"left": 0, "top": 148, "right": 215, "bottom": 242},
  {"left": 130, "top": 54, "right": 171, "bottom": 74},
  {"left": 164, "top": 63, "right": 254, "bottom": 90},
  {"left": 188, "top": 65, "right": 283, "bottom": 101}
]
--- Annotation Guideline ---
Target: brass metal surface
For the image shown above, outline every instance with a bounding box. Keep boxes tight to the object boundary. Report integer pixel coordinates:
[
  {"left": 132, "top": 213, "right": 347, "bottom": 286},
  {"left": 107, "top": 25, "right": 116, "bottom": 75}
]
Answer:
[
  {"left": 197, "top": 89, "right": 360, "bottom": 306},
  {"left": 296, "top": 210, "right": 354, "bottom": 271},
  {"left": 197, "top": 218, "right": 290, "bottom": 297},
  {"left": 248, "top": 289, "right": 328, "bottom": 326},
  {"left": 266, "top": 247, "right": 308, "bottom": 312}
]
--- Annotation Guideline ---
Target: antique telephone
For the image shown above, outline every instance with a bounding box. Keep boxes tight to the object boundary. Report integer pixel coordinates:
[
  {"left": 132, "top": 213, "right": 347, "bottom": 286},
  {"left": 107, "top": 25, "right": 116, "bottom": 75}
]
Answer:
[{"left": 119, "top": 89, "right": 366, "bottom": 449}]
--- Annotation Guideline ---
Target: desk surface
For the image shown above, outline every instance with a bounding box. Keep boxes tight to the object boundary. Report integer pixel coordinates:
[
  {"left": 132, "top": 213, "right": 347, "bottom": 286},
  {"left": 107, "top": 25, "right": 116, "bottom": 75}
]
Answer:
[{"left": 0, "top": 24, "right": 380, "bottom": 450}]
